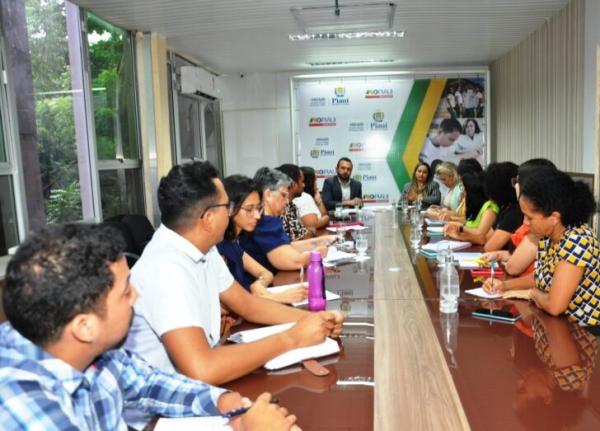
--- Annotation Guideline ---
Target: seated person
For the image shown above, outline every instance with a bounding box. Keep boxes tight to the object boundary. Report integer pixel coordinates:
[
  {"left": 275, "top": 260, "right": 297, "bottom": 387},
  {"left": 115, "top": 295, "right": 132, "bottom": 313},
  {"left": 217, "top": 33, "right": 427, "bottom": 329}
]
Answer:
[
  {"left": 218, "top": 175, "right": 307, "bottom": 303},
  {"left": 275, "top": 164, "right": 313, "bottom": 241},
  {"left": 443, "top": 172, "right": 498, "bottom": 244},
  {"left": 482, "top": 162, "right": 523, "bottom": 252},
  {"left": 401, "top": 162, "right": 441, "bottom": 209},
  {"left": 240, "top": 167, "right": 333, "bottom": 274},
  {"left": 125, "top": 161, "right": 343, "bottom": 395},
  {"left": 293, "top": 166, "right": 330, "bottom": 230},
  {"left": 483, "top": 168, "right": 600, "bottom": 327},
  {"left": 426, "top": 162, "right": 464, "bottom": 220},
  {"left": 481, "top": 158, "right": 557, "bottom": 275},
  {"left": 0, "top": 223, "right": 298, "bottom": 431},
  {"left": 322, "top": 157, "right": 362, "bottom": 210}
]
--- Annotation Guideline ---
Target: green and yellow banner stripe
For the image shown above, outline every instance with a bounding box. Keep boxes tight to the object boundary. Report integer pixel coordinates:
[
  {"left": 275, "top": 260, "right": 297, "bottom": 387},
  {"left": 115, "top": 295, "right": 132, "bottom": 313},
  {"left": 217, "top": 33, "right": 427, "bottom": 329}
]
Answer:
[{"left": 386, "top": 79, "right": 447, "bottom": 190}]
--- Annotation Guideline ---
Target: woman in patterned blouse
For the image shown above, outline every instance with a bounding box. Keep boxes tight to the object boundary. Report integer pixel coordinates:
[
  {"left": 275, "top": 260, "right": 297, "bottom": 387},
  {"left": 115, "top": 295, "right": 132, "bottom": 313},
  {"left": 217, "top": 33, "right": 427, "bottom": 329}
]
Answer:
[{"left": 483, "top": 167, "right": 600, "bottom": 327}]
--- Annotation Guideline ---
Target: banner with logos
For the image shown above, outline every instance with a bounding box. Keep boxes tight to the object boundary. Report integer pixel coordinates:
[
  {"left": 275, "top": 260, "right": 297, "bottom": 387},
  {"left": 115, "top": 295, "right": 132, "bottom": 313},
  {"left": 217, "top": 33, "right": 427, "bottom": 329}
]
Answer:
[{"left": 294, "top": 74, "right": 488, "bottom": 204}]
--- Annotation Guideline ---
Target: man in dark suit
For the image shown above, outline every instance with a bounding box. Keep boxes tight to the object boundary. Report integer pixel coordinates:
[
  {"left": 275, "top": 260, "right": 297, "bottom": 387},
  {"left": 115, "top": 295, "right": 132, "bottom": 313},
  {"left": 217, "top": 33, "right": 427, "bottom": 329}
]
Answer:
[{"left": 322, "top": 157, "right": 363, "bottom": 210}]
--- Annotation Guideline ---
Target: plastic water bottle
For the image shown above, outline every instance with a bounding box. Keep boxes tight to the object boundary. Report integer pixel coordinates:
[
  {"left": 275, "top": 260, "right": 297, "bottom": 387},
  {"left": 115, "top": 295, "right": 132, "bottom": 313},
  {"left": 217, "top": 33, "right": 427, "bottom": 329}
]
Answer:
[
  {"left": 439, "top": 251, "right": 459, "bottom": 313},
  {"left": 307, "top": 251, "right": 326, "bottom": 311},
  {"left": 391, "top": 199, "right": 398, "bottom": 229}
]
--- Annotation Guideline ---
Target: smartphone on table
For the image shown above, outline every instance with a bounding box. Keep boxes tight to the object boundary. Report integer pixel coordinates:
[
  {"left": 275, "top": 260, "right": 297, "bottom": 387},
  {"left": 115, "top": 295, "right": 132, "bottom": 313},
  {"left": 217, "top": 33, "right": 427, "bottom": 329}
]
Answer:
[{"left": 472, "top": 307, "right": 521, "bottom": 324}]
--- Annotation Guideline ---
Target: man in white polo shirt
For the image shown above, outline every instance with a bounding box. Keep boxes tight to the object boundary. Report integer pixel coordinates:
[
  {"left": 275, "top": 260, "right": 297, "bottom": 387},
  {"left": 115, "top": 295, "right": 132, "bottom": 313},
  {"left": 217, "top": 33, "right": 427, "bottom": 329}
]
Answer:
[{"left": 125, "top": 162, "right": 343, "bottom": 388}]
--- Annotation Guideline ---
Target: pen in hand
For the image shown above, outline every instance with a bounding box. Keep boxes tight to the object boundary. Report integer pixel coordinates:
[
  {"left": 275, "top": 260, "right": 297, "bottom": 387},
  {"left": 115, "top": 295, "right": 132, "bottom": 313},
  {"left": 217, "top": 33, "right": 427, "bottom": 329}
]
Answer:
[{"left": 222, "top": 396, "right": 280, "bottom": 419}]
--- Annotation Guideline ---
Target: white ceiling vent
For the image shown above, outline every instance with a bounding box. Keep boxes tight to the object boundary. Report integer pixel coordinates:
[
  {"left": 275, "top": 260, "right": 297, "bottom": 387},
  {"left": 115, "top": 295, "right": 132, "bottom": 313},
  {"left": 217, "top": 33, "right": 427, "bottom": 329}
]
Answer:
[{"left": 291, "top": 2, "right": 396, "bottom": 33}]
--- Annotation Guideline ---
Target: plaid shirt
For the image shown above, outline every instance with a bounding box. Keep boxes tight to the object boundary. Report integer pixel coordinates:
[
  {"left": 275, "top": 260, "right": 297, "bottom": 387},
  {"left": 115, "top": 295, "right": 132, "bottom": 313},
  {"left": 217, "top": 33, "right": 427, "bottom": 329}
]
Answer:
[
  {"left": 0, "top": 323, "right": 227, "bottom": 430},
  {"left": 280, "top": 202, "right": 308, "bottom": 241}
]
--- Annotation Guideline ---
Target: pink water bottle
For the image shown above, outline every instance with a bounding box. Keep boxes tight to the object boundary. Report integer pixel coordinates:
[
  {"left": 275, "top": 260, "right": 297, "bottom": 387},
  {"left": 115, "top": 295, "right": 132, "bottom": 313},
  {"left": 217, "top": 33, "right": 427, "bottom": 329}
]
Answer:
[{"left": 307, "top": 251, "right": 326, "bottom": 311}]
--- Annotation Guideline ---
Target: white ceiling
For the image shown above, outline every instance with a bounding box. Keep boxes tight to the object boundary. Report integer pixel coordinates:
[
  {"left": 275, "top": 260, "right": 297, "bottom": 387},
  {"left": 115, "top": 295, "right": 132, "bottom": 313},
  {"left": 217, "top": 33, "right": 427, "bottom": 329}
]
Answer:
[{"left": 73, "top": 0, "right": 571, "bottom": 73}]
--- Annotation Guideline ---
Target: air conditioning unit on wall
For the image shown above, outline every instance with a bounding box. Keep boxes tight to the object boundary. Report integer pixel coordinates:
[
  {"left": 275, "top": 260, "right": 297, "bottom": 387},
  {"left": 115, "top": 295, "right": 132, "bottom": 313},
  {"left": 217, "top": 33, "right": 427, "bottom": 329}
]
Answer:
[{"left": 180, "top": 66, "right": 219, "bottom": 99}]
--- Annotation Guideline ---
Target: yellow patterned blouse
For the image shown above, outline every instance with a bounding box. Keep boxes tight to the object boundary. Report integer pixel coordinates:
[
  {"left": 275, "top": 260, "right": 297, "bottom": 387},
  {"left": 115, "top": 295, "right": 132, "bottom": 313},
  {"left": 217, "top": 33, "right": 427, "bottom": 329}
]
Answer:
[{"left": 535, "top": 225, "right": 600, "bottom": 326}]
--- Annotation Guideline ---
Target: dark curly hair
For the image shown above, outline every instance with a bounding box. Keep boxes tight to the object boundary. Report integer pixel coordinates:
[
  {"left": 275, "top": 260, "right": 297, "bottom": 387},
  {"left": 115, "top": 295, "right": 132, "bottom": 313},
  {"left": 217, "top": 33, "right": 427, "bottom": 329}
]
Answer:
[
  {"left": 3, "top": 223, "right": 125, "bottom": 345},
  {"left": 520, "top": 167, "right": 596, "bottom": 227},
  {"left": 222, "top": 175, "right": 258, "bottom": 241},
  {"left": 484, "top": 162, "right": 519, "bottom": 208},
  {"left": 517, "top": 158, "right": 557, "bottom": 186},
  {"left": 158, "top": 161, "right": 220, "bottom": 230}
]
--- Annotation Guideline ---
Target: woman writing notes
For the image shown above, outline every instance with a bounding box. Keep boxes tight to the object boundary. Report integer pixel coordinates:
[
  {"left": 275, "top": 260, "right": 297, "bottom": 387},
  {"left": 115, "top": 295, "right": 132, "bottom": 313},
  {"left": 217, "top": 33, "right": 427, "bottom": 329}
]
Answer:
[{"left": 483, "top": 168, "right": 600, "bottom": 327}]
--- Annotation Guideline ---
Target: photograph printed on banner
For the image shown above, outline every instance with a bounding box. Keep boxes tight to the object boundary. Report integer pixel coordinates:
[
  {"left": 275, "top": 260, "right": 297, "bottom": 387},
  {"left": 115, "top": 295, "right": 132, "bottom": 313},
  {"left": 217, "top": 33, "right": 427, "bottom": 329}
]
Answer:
[{"left": 419, "top": 78, "right": 486, "bottom": 168}]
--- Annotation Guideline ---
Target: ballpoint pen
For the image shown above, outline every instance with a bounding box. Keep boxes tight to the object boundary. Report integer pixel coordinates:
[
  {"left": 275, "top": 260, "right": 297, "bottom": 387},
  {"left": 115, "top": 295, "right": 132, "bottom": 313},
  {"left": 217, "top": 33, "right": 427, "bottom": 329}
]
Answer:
[
  {"left": 221, "top": 397, "right": 280, "bottom": 419},
  {"left": 490, "top": 258, "right": 495, "bottom": 292}
]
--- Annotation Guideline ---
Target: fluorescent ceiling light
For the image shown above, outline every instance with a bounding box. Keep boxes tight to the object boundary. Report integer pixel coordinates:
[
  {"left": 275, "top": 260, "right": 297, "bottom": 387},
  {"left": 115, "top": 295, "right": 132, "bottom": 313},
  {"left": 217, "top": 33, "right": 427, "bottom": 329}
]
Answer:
[
  {"left": 289, "top": 30, "right": 405, "bottom": 41},
  {"left": 307, "top": 59, "right": 395, "bottom": 67}
]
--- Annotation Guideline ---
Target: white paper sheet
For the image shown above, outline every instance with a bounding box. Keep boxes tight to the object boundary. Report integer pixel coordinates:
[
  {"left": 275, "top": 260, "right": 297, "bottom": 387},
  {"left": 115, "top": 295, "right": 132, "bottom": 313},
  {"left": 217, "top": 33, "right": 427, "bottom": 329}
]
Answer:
[
  {"left": 326, "top": 225, "right": 367, "bottom": 232},
  {"left": 421, "top": 240, "right": 471, "bottom": 253},
  {"left": 154, "top": 417, "right": 231, "bottom": 431},
  {"left": 227, "top": 323, "right": 340, "bottom": 370},
  {"left": 267, "top": 283, "right": 341, "bottom": 307},
  {"left": 465, "top": 287, "right": 501, "bottom": 299},
  {"left": 323, "top": 246, "right": 357, "bottom": 267}
]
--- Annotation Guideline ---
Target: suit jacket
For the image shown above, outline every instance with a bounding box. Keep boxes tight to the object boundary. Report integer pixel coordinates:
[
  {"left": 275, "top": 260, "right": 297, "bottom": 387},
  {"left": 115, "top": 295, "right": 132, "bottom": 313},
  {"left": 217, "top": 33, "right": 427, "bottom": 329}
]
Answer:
[{"left": 322, "top": 176, "right": 363, "bottom": 210}]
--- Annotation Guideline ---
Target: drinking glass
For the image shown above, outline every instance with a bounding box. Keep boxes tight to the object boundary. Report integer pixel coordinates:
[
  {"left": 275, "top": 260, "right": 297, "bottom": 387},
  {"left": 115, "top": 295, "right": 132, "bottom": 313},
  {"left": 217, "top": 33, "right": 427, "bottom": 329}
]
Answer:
[
  {"left": 335, "top": 203, "right": 343, "bottom": 220},
  {"left": 355, "top": 236, "right": 368, "bottom": 256}
]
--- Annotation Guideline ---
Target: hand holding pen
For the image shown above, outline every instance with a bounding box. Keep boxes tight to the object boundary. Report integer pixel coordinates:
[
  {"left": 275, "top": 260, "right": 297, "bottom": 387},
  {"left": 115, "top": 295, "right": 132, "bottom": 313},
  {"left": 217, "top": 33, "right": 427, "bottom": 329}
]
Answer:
[{"left": 224, "top": 393, "right": 302, "bottom": 431}]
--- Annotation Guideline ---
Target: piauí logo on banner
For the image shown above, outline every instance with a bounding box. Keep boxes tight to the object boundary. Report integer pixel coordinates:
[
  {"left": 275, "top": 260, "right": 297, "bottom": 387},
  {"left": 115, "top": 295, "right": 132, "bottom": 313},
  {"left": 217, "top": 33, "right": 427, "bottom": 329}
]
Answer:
[
  {"left": 310, "top": 97, "right": 327, "bottom": 107},
  {"left": 315, "top": 137, "right": 329, "bottom": 146},
  {"left": 365, "top": 89, "right": 393, "bottom": 99},
  {"left": 349, "top": 121, "right": 365, "bottom": 132},
  {"left": 353, "top": 174, "right": 377, "bottom": 182},
  {"left": 349, "top": 142, "right": 365, "bottom": 153},
  {"left": 309, "top": 117, "right": 336, "bottom": 127},
  {"left": 370, "top": 111, "right": 387, "bottom": 130},
  {"left": 363, "top": 193, "right": 389, "bottom": 203},
  {"left": 310, "top": 148, "right": 335, "bottom": 159},
  {"left": 331, "top": 87, "right": 349, "bottom": 105},
  {"left": 316, "top": 168, "right": 336, "bottom": 179}
]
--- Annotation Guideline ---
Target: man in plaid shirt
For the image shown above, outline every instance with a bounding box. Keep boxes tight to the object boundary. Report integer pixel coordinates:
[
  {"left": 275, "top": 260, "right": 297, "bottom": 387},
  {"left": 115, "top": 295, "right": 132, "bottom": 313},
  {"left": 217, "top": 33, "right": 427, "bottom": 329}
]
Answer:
[{"left": 0, "top": 223, "right": 298, "bottom": 430}]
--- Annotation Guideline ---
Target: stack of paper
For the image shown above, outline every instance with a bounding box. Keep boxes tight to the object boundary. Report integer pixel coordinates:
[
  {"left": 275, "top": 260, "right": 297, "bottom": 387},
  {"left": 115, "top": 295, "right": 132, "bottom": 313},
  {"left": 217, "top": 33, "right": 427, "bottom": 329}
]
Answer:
[
  {"left": 426, "top": 226, "right": 444, "bottom": 236},
  {"left": 421, "top": 240, "right": 471, "bottom": 253},
  {"left": 452, "top": 252, "right": 485, "bottom": 269},
  {"left": 323, "top": 246, "right": 357, "bottom": 267},
  {"left": 326, "top": 225, "right": 367, "bottom": 233},
  {"left": 228, "top": 323, "right": 340, "bottom": 370},
  {"left": 267, "top": 283, "right": 341, "bottom": 307}
]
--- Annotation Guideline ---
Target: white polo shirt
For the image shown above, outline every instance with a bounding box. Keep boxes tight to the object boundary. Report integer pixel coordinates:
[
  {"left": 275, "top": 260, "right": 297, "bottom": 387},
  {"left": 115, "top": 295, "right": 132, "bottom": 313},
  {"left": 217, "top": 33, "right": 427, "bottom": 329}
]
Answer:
[
  {"left": 124, "top": 224, "right": 233, "bottom": 373},
  {"left": 293, "top": 192, "right": 322, "bottom": 219}
]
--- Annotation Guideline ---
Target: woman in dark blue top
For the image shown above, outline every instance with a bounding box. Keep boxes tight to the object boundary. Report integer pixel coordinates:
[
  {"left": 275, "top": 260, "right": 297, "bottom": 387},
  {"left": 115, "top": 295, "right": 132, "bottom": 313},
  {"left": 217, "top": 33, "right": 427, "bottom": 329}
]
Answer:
[
  {"left": 239, "top": 168, "right": 333, "bottom": 276},
  {"left": 218, "top": 174, "right": 307, "bottom": 303}
]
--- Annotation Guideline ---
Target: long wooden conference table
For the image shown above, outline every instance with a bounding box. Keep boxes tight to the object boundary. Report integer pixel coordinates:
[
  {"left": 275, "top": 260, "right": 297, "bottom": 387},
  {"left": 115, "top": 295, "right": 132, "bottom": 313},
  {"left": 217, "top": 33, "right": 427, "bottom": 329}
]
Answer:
[{"left": 220, "top": 208, "right": 600, "bottom": 430}]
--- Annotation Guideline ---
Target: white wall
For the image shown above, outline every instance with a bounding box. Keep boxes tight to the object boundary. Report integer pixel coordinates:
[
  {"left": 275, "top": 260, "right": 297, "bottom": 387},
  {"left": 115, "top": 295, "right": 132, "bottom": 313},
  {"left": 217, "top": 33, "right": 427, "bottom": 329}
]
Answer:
[
  {"left": 217, "top": 72, "right": 294, "bottom": 177},
  {"left": 583, "top": 0, "right": 600, "bottom": 174}
]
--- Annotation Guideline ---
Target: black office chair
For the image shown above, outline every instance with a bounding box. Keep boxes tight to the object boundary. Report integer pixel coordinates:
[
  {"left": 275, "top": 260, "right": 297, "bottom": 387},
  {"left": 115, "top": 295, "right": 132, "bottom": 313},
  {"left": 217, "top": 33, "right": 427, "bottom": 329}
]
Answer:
[{"left": 104, "top": 214, "right": 155, "bottom": 268}]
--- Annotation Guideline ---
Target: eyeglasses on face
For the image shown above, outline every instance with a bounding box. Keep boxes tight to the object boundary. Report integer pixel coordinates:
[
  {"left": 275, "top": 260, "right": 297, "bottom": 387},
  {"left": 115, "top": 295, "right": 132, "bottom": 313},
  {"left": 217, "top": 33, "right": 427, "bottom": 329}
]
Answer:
[
  {"left": 239, "top": 204, "right": 264, "bottom": 216},
  {"left": 201, "top": 201, "right": 235, "bottom": 218}
]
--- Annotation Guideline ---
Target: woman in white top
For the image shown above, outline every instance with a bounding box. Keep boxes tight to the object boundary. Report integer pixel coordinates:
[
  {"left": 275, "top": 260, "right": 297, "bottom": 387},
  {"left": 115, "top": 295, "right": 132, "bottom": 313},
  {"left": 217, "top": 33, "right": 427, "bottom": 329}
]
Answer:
[{"left": 293, "top": 166, "right": 330, "bottom": 230}]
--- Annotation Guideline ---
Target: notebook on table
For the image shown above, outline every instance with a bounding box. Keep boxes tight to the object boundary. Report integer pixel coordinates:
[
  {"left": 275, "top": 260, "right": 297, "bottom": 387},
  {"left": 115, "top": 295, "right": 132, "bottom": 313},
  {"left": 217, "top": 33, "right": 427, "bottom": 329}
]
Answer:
[
  {"left": 421, "top": 240, "right": 471, "bottom": 253},
  {"left": 228, "top": 323, "right": 340, "bottom": 370}
]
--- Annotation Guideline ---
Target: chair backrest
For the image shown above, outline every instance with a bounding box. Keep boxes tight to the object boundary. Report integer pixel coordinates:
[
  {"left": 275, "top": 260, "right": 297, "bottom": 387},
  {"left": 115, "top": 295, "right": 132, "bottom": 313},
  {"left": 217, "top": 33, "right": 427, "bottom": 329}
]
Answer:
[
  {"left": 103, "top": 214, "right": 155, "bottom": 267},
  {"left": 120, "top": 214, "right": 156, "bottom": 257}
]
